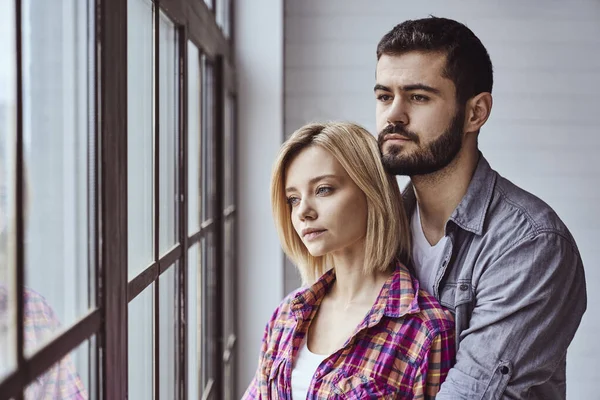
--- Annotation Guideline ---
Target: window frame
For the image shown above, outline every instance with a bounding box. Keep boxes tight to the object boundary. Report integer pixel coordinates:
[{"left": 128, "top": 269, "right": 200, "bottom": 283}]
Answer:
[{"left": 0, "top": 0, "right": 236, "bottom": 398}]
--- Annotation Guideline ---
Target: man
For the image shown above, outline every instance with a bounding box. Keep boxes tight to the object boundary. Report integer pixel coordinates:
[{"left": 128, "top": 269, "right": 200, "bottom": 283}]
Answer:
[{"left": 375, "top": 17, "right": 586, "bottom": 399}]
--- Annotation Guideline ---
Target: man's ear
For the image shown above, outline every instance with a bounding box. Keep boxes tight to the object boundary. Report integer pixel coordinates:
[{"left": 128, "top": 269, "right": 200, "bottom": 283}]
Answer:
[{"left": 464, "top": 92, "right": 493, "bottom": 134}]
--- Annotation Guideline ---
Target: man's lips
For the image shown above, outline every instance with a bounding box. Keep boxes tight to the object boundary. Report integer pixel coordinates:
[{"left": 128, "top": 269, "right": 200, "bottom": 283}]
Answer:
[{"left": 384, "top": 133, "right": 411, "bottom": 142}]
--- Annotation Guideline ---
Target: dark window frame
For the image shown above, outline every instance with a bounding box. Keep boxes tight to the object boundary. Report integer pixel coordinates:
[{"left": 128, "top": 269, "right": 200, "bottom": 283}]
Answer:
[{"left": 0, "top": 0, "right": 235, "bottom": 398}]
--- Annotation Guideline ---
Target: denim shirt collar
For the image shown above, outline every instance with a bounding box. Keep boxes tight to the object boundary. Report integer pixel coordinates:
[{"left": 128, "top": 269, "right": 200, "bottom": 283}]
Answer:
[{"left": 402, "top": 152, "right": 497, "bottom": 236}]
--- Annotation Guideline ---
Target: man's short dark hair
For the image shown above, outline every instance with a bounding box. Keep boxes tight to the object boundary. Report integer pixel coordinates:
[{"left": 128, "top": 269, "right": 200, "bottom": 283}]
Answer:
[{"left": 377, "top": 17, "right": 493, "bottom": 104}]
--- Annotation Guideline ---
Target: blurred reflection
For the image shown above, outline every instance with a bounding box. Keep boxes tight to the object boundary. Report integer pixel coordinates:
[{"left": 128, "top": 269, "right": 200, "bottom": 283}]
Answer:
[{"left": 0, "top": 163, "right": 88, "bottom": 398}]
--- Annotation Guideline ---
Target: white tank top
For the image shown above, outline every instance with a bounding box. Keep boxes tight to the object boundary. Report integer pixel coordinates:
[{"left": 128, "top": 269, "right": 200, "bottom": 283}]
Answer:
[{"left": 291, "top": 339, "right": 328, "bottom": 400}]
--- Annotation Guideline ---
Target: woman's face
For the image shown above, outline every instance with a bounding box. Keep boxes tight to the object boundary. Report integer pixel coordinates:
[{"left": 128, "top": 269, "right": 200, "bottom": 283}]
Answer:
[{"left": 284, "top": 145, "right": 368, "bottom": 257}]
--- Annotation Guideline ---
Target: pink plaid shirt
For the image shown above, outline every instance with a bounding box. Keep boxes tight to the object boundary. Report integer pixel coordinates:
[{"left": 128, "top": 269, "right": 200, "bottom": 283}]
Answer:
[
  {"left": 0, "top": 285, "right": 87, "bottom": 399},
  {"left": 243, "top": 262, "right": 455, "bottom": 399}
]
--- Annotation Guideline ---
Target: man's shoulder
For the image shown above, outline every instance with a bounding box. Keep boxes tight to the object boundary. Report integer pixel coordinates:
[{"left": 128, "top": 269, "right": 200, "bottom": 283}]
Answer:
[{"left": 485, "top": 172, "right": 576, "bottom": 246}]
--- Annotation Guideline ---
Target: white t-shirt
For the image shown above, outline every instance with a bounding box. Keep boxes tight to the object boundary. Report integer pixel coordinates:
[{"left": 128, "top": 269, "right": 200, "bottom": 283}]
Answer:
[
  {"left": 291, "top": 338, "right": 328, "bottom": 400},
  {"left": 411, "top": 205, "right": 448, "bottom": 297}
]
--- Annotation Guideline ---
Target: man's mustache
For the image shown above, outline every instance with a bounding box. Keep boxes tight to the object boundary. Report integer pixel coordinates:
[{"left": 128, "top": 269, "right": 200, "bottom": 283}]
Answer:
[{"left": 378, "top": 124, "right": 420, "bottom": 145}]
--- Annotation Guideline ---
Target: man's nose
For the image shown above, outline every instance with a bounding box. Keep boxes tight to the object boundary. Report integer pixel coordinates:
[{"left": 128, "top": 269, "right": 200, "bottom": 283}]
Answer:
[{"left": 386, "top": 97, "right": 409, "bottom": 126}]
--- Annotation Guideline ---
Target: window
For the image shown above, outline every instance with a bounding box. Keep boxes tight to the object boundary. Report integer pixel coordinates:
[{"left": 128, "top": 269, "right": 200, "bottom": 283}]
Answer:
[{"left": 0, "top": 0, "right": 237, "bottom": 398}]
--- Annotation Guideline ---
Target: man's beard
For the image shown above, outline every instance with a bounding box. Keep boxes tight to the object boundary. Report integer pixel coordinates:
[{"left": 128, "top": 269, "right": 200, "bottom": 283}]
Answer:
[{"left": 378, "top": 109, "right": 465, "bottom": 176}]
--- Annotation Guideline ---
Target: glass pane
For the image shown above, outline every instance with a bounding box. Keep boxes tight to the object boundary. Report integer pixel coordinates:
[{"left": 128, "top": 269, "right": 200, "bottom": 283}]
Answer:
[
  {"left": 22, "top": 0, "right": 94, "bottom": 355},
  {"left": 201, "top": 59, "right": 215, "bottom": 221},
  {"left": 223, "top": 219, "right": 235, "bottom": 340},
  {"left": 187, "top": 243, "right": 201, "bottom": 398},
  {"left": 187, "top": 42, "right": 202, "bottom": 235},
  {"left": 223, "top": 218, "right": 235, "bottom": 400},
  {"left": 202, "top": 232, "right": 216, "bottom": 386},
  {"left": 127, "top": 0, "right": 154, "bottom": 279},
  {"left": 25, "top": 336, "right": 91, "bottom": 399},
  {"left": 159, "top": 12, "right": 179, "bottom": 256},
  {"left": 159, "top": 263, "right": 177, "bottom": 400},
  {"left": 224, "top": 95, "right": 235, "bottom": 207},
  {"left": 0, "top": 0, "right": 17, "bottom": 380},
  {"left": 216, "top": 0, "right": 230, "bottom": 37},
  {"left": 128, "top": 285, "right": 154, "bottom": 400}
]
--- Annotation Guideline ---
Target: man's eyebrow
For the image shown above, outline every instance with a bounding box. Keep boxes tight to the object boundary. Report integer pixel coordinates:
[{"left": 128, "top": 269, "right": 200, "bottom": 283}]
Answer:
[
  {"left": 285, "top": 174, "right": 339, "bottom": 193},
  {"left": 401, "top": 84, "right": 441, "bottom": 95},
  {"left": 374, "top": 83, "right": 441, "bottom": 95},
  {"left": 374, "top": 84, "right": 391, "bottom": 92}
]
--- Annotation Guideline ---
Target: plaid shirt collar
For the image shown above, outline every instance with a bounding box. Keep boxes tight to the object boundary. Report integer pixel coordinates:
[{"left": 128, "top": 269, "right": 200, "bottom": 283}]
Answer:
[{"left": 289, "top": 262, "right": 422, "bottom": 330}]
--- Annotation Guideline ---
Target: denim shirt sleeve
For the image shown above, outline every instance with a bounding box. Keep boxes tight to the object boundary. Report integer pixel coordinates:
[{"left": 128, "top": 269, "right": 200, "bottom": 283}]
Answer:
[{"left": 436, "top": 232, "right": 587, "bottom": 399}]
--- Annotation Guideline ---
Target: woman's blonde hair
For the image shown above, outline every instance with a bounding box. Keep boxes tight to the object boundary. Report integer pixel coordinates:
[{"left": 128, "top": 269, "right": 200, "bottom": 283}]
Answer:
[{"left": 271, "top": 122, "right": 411, "bottom": 285}]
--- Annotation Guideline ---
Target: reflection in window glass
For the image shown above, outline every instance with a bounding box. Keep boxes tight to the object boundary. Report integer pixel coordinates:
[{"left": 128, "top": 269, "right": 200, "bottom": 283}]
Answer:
[
  {"left": 187, "top": 42, "right": 202, "bottom": 235},
  {"left": 22, "top": 0, "right": 94, "bottom": 355},
  {"left": 201, "top": 59, "right": 215, "bottom": 221},
  {"left": 159, "top": 264, "right": 177, "bottom": 399},
  {"left": 127, "top": 0, "right": 154, "bottom": 279},
  {"left": 159, "top": 12, "right": 179, "bottom": 256},
  {"left": 187, "top": 243, "right": 201, "bottom": 398},
  {"left": 128, "top": 285, "right": 154, "bottom": 400},
  {"left": 224, "top": 94, "right": 235, "bottom": 207},
  {"left": 0, "top": 0, "right": 17, "bottom": 379},
  {"left": 25, "top": 336, "right": 92, "bottom": 399}
]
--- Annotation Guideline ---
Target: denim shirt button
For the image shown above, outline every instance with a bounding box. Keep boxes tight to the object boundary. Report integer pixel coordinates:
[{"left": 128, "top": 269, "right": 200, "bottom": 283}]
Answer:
[
  {"left": 500, "top": 366, "right": 510, "bottom": 375},
  {"left": 459, "top": 284, "right": 469, "bottom": 291}
]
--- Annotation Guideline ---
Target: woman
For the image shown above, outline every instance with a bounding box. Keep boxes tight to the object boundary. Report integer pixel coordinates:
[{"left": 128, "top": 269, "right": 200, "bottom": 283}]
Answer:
[{"left": 243, "top": 122, "right": 455, "bottom": 399}]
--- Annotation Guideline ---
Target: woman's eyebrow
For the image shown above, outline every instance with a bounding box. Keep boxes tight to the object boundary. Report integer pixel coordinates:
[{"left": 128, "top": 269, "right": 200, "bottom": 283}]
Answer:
[{"left": 285, "top": 174, "right": 339, "bottom": 193}]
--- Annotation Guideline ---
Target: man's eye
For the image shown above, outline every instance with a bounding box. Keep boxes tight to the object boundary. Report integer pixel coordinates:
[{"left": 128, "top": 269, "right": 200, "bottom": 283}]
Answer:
[
  {"left": 286, "top": 196, "right": 300, "bottom": 206},
  {"left": 411, "top": 94, "right": 429, "bottom": 102},
  {"left": 316, "top": 186, "right": 332, "bottom": 196},
  {"left": 376, "top": 94, "right": 392, "bottom": 102}
]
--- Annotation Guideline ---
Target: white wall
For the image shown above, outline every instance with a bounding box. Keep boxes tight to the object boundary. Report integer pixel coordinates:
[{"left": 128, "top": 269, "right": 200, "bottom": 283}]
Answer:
[
  {"left": 235, "top": 0, "right": 285, "bottom": 397},
  {"left": 284, "top": 0, "right": 600, "bottom": 398}
]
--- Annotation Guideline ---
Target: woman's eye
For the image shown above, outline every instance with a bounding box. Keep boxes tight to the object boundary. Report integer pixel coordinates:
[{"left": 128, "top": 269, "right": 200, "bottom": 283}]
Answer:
[
  {"left": 287, "top": 196, "right": 300, "bottom": 206},
  {"left": 316, "top": 186, "right": 333, "bottom": 196}
]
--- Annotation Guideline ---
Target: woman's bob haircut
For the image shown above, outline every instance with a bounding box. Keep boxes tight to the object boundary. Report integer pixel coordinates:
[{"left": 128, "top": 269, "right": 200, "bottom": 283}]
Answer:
[{"left": 271, "top": 121, "right": 411, "bottom": 285}]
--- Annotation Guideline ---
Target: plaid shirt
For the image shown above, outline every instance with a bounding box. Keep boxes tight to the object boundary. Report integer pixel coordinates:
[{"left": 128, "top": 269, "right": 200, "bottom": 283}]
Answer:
[
  {"left": 243, "top": 262, "right": 455, "bottom": 399},
  {"left": 0, "top": 285, "right": 87, "bottom": 399}
]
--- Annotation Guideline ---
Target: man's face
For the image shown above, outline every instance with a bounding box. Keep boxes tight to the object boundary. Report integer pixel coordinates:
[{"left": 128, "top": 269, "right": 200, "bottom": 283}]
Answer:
[{"left": 375, "top": 51, "right": 465, "bottom": 176}]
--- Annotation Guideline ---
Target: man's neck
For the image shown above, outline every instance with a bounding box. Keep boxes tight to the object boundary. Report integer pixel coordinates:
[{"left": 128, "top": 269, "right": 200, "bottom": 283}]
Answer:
[{"left": 411, "top": 148, "right": 479, "bottom": 245}]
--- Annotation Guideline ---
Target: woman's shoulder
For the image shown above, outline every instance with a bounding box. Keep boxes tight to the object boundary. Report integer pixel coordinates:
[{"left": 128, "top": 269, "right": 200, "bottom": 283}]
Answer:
[{"left": 414, "top": 288, "right": 455, "bottom": 335}]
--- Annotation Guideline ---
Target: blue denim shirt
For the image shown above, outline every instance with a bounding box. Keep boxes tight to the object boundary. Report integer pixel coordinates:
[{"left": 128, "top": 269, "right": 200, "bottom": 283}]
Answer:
[{"left": 403, "top": 154, "right": 587, "bottom": 399}]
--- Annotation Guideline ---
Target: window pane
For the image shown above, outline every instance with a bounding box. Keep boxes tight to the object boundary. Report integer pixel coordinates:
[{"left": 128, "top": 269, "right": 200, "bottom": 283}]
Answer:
[
  {"left": 224, "top": 94, "right": 235, "bottom": 207},
  {"left": 223, "top": 218, "right": 235, "bottom": 400},
  {"left": 187, "top": 243, "right": 201, "bottom": 398},
  {"left": 128, "top": 0, "right": 154, "bottom": 279},
  {"left": 128, "top": 285, "right": 154, "bottom": 400},
  {"left": 216, "top": 0, "right": 230, "bottom": 37},
  {"left": 25, "top": 336, "right": 91, "bottom": 399},
  {"left": 159, "top": 12, "right": 179, "bottom": 256},
  {"left": 187, "top": 42, "right": 202, "bottom": 235},
  {"left": 0, "top": 0, "right": 17, "bottom": 381},
  {"left": 201, "top": 59, "right": 215, "bottom": 221},
  {"left": 159, "top": 263, "right": 177, "bottom": 400},
  {"left": 202, "top": 232, "right": 216, "bottom": 386},
  {"left": 22, "top": 0, "right": 94, "bottom": 354}
]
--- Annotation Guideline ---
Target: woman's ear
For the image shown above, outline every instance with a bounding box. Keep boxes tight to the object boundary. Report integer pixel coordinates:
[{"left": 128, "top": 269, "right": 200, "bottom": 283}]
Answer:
[{"left": 464, "top": 92, "right": 493, "bottom": 134}]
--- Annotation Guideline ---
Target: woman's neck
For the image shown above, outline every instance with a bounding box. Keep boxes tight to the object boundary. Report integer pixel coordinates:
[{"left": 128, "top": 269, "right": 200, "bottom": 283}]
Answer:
[{"left": 328, "top": 240, "right": 391, "bottom": 308}]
